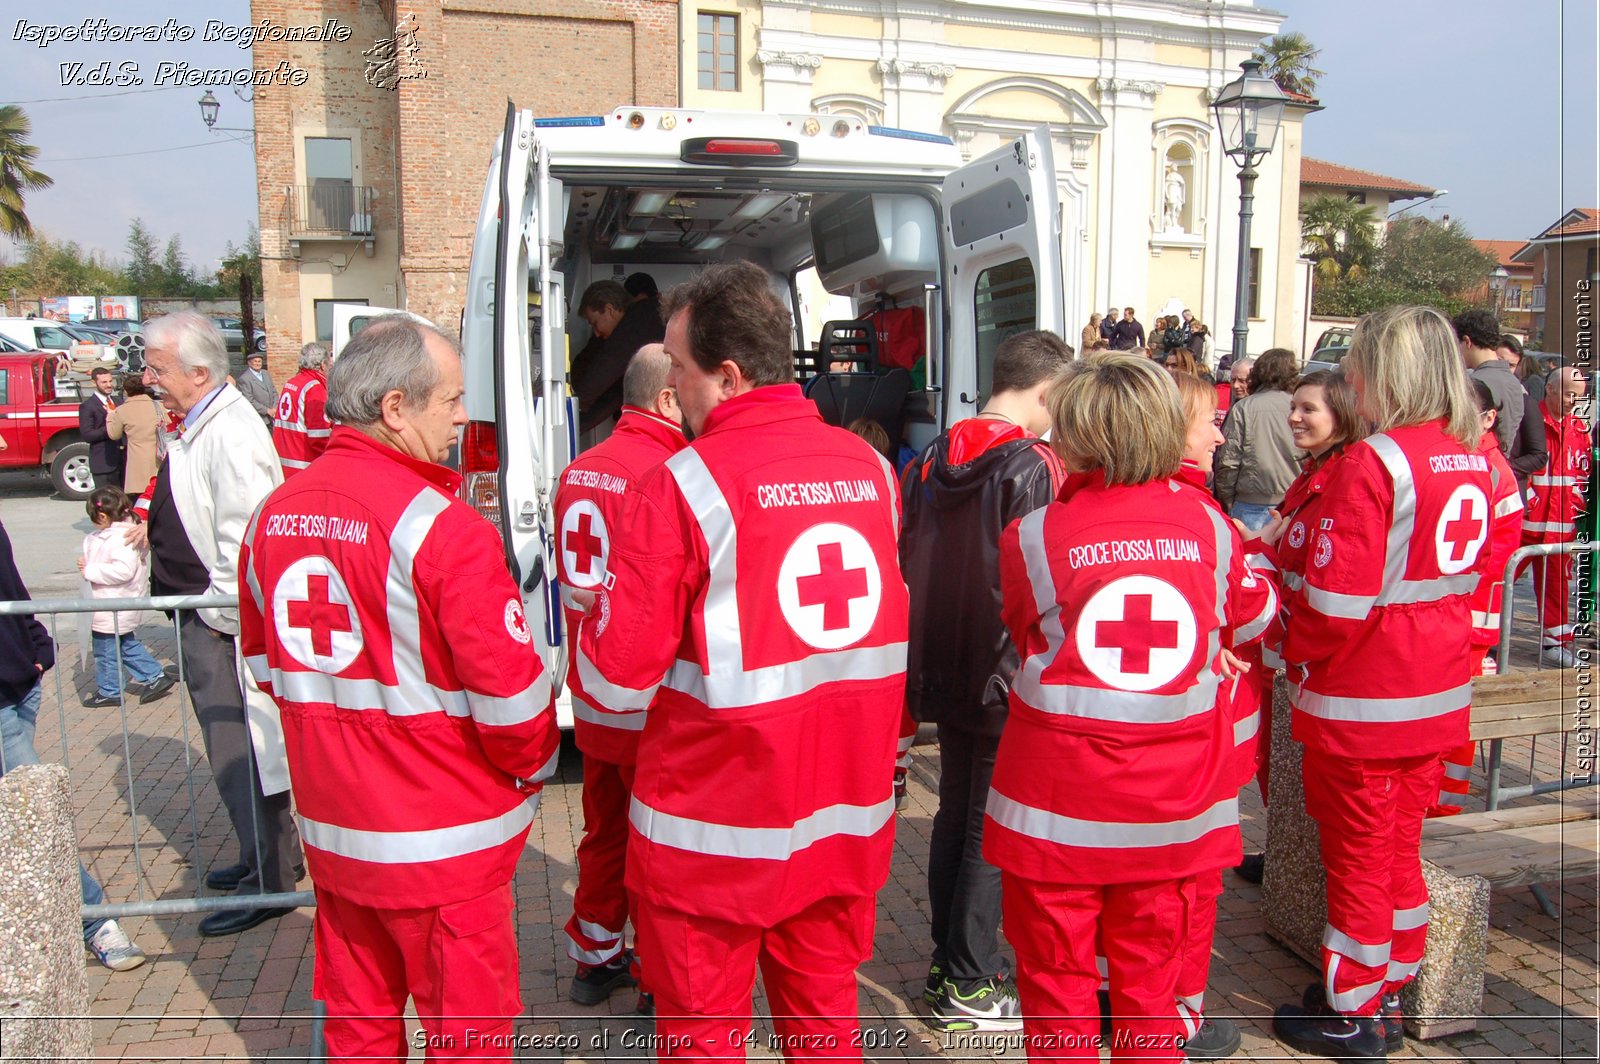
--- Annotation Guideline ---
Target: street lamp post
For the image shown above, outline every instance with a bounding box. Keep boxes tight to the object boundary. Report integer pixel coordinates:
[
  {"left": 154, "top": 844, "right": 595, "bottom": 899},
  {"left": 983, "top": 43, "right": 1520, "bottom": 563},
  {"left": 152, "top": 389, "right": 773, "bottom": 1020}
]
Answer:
[
  {"left": 1489, "top": 265, "right": 1509, "bottom": 316},
  {"left": 197, "top": 91, "right": 254, "bottom": 135},
  {"left": 1212, "top": 60, "right": 1289, "bottom": 363}
]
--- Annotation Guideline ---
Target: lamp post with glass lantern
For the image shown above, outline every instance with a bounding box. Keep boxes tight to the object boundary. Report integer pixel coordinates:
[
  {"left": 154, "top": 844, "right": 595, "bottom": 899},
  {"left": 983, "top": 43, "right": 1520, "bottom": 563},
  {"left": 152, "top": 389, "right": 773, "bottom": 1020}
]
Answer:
[{"left": 1212, "top": 60, "right": 1289, "bottom": 363}]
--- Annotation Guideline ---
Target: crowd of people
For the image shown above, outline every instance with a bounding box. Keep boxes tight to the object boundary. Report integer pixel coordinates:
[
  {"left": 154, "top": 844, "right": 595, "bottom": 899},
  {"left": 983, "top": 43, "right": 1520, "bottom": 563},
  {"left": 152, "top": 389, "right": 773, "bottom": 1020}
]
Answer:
[{"left": 0, "top": 286, "right": 1589, "bottom": 1064}]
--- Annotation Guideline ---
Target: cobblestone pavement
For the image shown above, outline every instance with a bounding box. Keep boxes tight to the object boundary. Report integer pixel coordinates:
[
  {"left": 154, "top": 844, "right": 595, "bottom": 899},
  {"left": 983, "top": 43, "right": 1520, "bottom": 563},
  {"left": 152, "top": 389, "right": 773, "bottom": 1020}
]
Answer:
[{"left": 5, "top": 481, "right": 1596, "bottom": 1062}]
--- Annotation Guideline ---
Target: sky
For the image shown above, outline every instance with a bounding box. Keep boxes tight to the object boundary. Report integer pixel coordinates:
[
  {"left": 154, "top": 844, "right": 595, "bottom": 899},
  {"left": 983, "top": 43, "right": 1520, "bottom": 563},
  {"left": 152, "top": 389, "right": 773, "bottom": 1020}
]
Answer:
[
  {"left": 1269, "top": 0, "right": 1598, "bottom": 241},
  {"left": 0, "top": 0, "right": 1596, "bottom": 279}
]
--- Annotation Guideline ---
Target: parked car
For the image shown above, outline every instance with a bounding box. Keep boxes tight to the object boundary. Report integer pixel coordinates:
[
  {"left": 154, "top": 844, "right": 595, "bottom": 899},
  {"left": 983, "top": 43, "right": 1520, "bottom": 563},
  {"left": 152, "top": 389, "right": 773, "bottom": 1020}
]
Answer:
[
  {"left": 1303, "top": 346, "right": 1353, "bottom": 377},
  {"left": 78, "top": 319, "right": 143, "bottom": 338},
  {"left": 210, "top": 316, "right": 267, "bottom": 354},
  {"left": 0, "top": 316, "right": 120, "bottom": 375},
  {"left": 0, "top": 345, "right": 99, "bottom": 498}
]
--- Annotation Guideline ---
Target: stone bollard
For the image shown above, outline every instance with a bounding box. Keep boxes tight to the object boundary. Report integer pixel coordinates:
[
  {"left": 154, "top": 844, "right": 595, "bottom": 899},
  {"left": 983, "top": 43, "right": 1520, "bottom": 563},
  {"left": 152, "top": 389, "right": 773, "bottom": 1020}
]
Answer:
[
  {"left": 0, "top": 763, "right": 92, "bottom": 1061},
  {"left": 1261, "top": 677, "right": 1491, "bottom": 1040}
]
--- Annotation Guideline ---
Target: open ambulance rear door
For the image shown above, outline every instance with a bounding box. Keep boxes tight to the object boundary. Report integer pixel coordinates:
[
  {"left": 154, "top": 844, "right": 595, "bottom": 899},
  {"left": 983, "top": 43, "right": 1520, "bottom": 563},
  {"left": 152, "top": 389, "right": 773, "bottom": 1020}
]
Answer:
[
  {"left": 939, "top": 128, "right": 1063, "bottom": 422},
  {"left": 328, "top": 304, "right": 432, "bottom": 359},
  {"left": 460, "top": 103, "right": 572, "bottom": 713}
]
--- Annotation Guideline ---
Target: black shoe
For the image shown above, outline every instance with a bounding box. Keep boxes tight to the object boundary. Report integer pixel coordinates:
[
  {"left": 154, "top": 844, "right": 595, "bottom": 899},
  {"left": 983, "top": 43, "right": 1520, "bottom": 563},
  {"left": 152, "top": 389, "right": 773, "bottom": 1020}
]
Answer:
[
  {"left": 1378, "top": 994, "right": 1404, "bottom": 1052},
  {"left": 894, "top": 767, "right": 908, "bottom": 810},
  {"left": 138, "top": 673, "right": 177, "bottom": 704},
  {"left": 634, "top": 992, "right": 654, "bottom": 1017},
  {"left": 164, "top": 664, "right": 181, "bottom": 680},
  {"left": 83, "top": 693, "right": 121, "bottom": 708},
  {"left": 1273, "top": 999, "right": 1387, "bottom": 1062},
  {"left": 1234, "top": 853, "right": 1265, "bottom": 884},
  {"left": 1183, "top": 1016, "right": 1242, "bottom": 1060},
  {"left": 570, "top": 950, "right": 635, "bottom": 1005},
  {"left": 923, "top": 962, "right": 944, "bottom": 1007},
  {"left": 205, "top": 863, "right": 250, "bottom": 891},
  {"left": 199, "top": 905, "right": 294, "bottom": 937}
]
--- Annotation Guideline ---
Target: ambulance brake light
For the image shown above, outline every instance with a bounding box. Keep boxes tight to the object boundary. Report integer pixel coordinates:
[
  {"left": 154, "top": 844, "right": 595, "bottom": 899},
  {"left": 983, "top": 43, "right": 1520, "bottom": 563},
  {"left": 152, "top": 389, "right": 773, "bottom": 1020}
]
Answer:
[
  {"left": 460, "top": 421, "right": 503, "bottom": 531},
  {"left": 680, "top": 138, "right": 798, "bottom": 167}
]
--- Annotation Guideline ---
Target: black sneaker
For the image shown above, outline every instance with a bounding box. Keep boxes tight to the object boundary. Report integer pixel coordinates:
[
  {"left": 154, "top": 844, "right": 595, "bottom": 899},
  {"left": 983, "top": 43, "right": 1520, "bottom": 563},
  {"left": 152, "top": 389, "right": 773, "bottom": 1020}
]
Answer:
[
  {"left": 922, "top": 962, "right": 944, "bottom": 1007},
  {"left": 1378, "top": 994, "right": 1404, "bottom": 1052},
  {"left": 926, "top": 976, "right": 1023, "bottom": 1033},
  {"left": 894, "top": 768, "right": 909, "bottom": 810},
  {"left": 1273, "top": 999, "right": 1387, "bottom": 1062},
  {"left": 83, "top": 693, "right": 121, "bottom": 708},
  {"left": 1182, "top": 1016, "right": 1242, "bottom": 1060},
  {"left": 570, "top": 950, "right": 635, "bottom": 1005},
  {"left": 1234, "top": 853, "right": 1265, "bottom": 884},
  {"left": 138, "top": 673, "right": 177, "bottom": 704},
  {"left": 634, "top": 992, "right": 654, "bottom": 1017}
]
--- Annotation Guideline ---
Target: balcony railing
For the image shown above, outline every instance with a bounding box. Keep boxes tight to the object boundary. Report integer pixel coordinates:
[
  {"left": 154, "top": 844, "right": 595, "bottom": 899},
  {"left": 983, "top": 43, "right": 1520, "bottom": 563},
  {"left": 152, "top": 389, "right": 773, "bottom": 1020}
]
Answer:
[{"left": 289, "top": 184, "right": 377, "bottom": 237}]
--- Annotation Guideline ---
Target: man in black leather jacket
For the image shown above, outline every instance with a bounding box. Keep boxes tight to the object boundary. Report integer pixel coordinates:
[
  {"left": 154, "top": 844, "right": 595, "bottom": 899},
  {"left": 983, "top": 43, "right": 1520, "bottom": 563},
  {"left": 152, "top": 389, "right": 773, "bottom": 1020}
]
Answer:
[{"left": 900, "top": 330, "right": 1073, "bottom": 1033}]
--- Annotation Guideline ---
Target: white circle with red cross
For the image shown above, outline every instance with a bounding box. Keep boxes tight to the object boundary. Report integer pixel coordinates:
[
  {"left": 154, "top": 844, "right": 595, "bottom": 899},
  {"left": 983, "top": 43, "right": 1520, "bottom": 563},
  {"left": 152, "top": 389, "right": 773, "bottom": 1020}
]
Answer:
[
  {"left": 560, "top": 500, "right": 610, "bottom": 588},
  {"left": 776, "top": 522, "right": 883, "bottom": 650},
  {"left": 272, "top": 555, "right": 363, "bottom": 674},
  {"left": 1074, "top": 575, "right": 1198, "bottom": 692},
  {"left": 1435, "top": 484, "right": 1491, "bottom": 574}
]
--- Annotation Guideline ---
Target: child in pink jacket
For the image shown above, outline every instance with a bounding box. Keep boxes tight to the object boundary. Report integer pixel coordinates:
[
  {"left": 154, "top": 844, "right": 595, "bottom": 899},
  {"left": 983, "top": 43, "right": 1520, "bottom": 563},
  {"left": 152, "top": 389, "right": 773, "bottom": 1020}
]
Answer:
[{"left": 79, "top": 487, "right": 174, "bottom": 707}]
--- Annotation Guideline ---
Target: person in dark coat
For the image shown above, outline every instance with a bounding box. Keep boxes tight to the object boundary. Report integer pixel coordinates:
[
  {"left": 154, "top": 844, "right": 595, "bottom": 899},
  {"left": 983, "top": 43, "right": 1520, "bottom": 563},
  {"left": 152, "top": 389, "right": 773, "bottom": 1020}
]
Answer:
[
  {"left": 78, "top": 367, "right": 125, "bottom": 489},
  {"left": 570, "top": 278, "right": 666, "bottom": 434}
]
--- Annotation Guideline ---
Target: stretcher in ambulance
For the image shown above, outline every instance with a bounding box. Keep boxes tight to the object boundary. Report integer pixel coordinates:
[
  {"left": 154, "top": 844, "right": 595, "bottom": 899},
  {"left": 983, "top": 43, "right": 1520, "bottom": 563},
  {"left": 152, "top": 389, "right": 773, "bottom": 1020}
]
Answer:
[{"left": 451, "top": 103, "right": 1064, "bottom": 720}]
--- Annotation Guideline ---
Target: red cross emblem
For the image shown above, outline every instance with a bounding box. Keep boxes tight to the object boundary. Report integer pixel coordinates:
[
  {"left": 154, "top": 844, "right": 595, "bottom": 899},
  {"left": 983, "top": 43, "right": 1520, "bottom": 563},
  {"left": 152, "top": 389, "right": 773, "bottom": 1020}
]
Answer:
[
  {"left": 777, "top": 523, "right": 883, "bottom": 650},
  {"left": 1434, "top": 485, "right": 1490, "bottom": 575},
  {"left": 796, "top": 542, "right": 870, "bottom": 632},
  {"left": 287, "top": 574, "right": 353, "bottom": 657},
  {"left": 272, "top": 557, "right": 363, "bottom": 672},
  {"left": 1094, "top": 593, "right": 1180, "bottom": 675},
  {"left": 1074, "top": 576, "right": 1197, "bottom": 692},
  {"left": 559, "top": 501, "right": 610, "bottom": 587}
]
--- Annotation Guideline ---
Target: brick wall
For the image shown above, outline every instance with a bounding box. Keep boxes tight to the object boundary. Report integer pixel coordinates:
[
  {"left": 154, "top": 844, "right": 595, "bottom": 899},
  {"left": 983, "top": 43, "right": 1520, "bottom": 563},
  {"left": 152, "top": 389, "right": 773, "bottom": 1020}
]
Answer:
[{"left": 255, "top": 0, "right": 679, "bottom": 351}]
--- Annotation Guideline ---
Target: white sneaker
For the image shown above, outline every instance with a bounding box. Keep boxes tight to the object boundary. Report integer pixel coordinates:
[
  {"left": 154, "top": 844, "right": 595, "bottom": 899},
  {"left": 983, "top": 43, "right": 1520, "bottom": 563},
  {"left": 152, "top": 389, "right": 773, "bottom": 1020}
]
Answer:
[
  {"left": 88, "top": 919, "right": 147, "bottom": 971},
  {"left": 1541, "top": 644, "right": 1578, "bottom": 668}
]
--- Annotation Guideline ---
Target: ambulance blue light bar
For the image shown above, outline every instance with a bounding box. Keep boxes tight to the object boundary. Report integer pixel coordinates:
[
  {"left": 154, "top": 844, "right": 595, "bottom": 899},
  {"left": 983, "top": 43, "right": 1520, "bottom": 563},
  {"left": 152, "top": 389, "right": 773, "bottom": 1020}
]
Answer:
[
  {"left": 534, "top": 116, "right": 606, "bottom": 128},
  {"left": 868, "top": 125, "right": 954, "bottom": 145}
]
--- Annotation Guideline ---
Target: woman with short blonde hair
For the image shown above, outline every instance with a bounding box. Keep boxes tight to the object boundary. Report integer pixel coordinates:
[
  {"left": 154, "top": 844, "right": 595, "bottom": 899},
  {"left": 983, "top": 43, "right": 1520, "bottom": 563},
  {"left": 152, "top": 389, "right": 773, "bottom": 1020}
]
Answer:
[{"left": 990, "top": 351, "right": 1274, "bottom": 1059}]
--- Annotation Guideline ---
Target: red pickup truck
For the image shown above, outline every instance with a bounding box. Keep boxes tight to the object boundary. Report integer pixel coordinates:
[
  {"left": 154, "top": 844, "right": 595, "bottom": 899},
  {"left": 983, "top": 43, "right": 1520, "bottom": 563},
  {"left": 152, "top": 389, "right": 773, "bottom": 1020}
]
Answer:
[{"left": 0, "top": 348, "right": 96, "bottom": 499}]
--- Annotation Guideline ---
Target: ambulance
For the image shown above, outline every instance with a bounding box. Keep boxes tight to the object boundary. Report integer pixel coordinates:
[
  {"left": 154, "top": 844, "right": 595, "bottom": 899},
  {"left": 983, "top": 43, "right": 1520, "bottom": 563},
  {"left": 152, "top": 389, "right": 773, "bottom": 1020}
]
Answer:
[{"left": 455, "top": 103, "right": 1066, "bottom": 705}]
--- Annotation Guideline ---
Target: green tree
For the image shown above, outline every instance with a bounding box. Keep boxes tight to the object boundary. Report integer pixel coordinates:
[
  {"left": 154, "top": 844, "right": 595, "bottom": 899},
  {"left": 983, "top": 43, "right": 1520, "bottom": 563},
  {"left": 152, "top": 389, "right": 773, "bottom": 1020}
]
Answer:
[
  {"left": 158, "top": 234, "right": 192, "bottom": 295},
  {"left": 0, "top": 105, "right": 53, "bottom": 238},
  {"left": 1375, "top": 217, "right": 1500, "bottom": 296},
  {"left": 1252, "top": 32, "right": 1325, "bottom": 97},
  {"left": 0, "top": 231, "right": 121, "bottom": 300},
  {"left": 124, "top": 219, "right": 160, "bottom": 292},
  {"left": 1300, "top": 193, "right": 1381, "bottom": 283},
  {"left": 216, "top": 223, "right": 262, "bottom": 294}
]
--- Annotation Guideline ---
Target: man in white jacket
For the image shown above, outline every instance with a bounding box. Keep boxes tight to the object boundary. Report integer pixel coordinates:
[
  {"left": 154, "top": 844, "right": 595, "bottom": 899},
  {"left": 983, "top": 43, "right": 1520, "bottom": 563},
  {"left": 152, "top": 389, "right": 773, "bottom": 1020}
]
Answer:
[{"left": 131, "top": 311, "right": 302, "bottom": 937}]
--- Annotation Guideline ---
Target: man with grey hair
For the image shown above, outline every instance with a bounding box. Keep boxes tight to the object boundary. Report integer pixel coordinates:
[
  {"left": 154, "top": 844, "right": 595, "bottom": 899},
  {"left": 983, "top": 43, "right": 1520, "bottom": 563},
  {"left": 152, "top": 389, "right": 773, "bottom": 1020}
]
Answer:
[
  {"left": 131, "top": 310, "right": 301, "bottom": 936},
  {"left": 272, "top": 341, "right": 332, "bottom": 477},
  {"left": 554, "top": 342, "right": 683, "bottom": 1011},
  {"left": 240, "top": 316, "right": 559, "bottom": 1057}
]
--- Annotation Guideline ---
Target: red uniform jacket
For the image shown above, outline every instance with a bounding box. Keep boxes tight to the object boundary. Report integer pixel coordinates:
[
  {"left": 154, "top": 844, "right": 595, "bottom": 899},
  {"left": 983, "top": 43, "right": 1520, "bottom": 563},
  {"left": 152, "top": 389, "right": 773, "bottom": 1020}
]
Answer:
[
  {"left": 554, "top": 407, "right": 686, "bottom": 765},
  {"left": 272, "top": 368, "right": 331, "bottom": 477},
  {"left": 569, "top": 385, "right": 907, "bottom": 925},
  {"left": 1470, "top": 433, "right": 1525, "bottom": 647},
  {"left": 1523, "top": 402, "right": 1591, "bottom": 544},
  {"left": 984, "top": 472, "right": 1276, "bottom": 885},
  {"left": 239, "top": 428, "right": 559, "bottom": 908},
  {"left": 1282, "top": 421, "right": 1494, "bottom": 759}
]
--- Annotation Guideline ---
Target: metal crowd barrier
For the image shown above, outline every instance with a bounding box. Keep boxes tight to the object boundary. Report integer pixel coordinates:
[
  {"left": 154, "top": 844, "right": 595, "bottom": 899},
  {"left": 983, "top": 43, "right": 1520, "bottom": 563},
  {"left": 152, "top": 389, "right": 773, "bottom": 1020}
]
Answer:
[{"left": 0, "top": 591, "right": 324, "bottom": 1058}]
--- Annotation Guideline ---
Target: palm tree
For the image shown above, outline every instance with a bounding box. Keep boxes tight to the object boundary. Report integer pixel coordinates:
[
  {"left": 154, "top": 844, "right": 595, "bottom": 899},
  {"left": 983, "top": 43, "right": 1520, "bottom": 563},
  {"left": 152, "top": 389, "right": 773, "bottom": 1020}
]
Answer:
[
  {"left": 0, "top": 105, "right": 53, "bottom": 238},
  {"left": 1252, "top": 32, "right": 1325, "bottom": 97},
  {"left": 1300, "top": 194, "right": 1381, "bottom": 283}
]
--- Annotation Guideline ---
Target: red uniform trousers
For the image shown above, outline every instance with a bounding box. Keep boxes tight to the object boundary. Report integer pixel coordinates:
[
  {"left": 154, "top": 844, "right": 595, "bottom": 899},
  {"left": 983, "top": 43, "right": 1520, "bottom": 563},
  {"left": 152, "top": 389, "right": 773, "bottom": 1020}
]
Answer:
[
  {"left": 313, "top": 883, "right": 522, "bottom": 1062},
  {"left": 633, "top": 893, "right": 876, "bottom": 1061},
  {"left": 1301, "top": 748, "right": 1442, "bottom": 1015},
  {"left": 565, "top": 755, "right": 638, "bottom": 973},
  {"left": 1429, "top": 646, "right": 1489, "bottom": 818},
  {"left": 1172, "top": 868, "right": 1224, "bottom": 1039},
  {"left": 1001, "top": 872, "right": 1193, "bottom": 1062},
  {"left": 1523, "top": 552, "right": 1575, "bottom": 646}
]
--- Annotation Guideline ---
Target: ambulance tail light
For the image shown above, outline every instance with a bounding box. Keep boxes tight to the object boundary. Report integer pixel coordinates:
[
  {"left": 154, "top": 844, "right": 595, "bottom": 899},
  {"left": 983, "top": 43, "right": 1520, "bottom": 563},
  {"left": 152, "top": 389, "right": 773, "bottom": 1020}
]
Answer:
[
  {"left": 460, "top": 421, "right": 503, "bottom": 531},
  {"left": 680, "top": 137, "right": 799, "bottom": 167}
]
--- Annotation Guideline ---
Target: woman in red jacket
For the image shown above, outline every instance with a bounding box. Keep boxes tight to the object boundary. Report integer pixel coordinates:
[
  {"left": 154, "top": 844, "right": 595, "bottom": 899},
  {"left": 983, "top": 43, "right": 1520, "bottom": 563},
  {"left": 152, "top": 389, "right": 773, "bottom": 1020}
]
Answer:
[
  {"left": 1268, "top": 307, "right": 1492, "bottom": 1061},
  {"left": 986, "top": 354, "right": 1275, "bottom": 1062}
]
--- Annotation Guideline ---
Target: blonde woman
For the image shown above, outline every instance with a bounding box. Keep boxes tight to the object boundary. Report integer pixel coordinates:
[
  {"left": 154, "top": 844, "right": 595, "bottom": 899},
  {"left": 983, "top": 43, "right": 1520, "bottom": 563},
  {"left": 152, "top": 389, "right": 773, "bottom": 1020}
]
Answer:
[
  {"left": 1267, "top": 306, "right": 1492, "bottom": 1059},
  {"left": 985, "top": 354, "right": 1274, "bottom": 1061},
  {"left": 1081, "top": 313, "right": 1103, "bottom": 354}
]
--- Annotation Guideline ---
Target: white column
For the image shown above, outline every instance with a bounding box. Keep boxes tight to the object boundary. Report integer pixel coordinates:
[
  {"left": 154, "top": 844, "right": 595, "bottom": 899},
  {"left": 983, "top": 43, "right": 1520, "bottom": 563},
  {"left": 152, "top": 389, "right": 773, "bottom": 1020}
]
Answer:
[{"left": 1094, "top": 78, "right": 1163, "bottom": 322}]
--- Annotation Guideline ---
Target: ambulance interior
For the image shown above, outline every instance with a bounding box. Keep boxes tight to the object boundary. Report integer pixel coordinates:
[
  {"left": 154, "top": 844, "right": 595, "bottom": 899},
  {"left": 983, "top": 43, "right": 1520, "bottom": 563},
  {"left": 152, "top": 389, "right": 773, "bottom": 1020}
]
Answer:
[{"left": 557, "top": 180, "right": 955, "bottom": 456}]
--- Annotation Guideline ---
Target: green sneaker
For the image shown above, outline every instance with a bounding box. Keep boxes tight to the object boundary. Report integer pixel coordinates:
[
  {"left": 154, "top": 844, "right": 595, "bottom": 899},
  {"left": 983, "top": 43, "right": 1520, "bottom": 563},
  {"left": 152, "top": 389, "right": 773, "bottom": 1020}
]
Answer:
[{"left": 926, "top": 976, "right": 1023, "bottom": 1033}]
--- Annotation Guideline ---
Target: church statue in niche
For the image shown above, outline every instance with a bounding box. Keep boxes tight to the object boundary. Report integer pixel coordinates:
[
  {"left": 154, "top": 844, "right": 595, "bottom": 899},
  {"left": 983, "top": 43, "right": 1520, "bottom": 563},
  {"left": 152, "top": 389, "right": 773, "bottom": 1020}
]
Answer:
[{"left": 1162, "top": 163, "right": 1187, "bottom": 233}]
